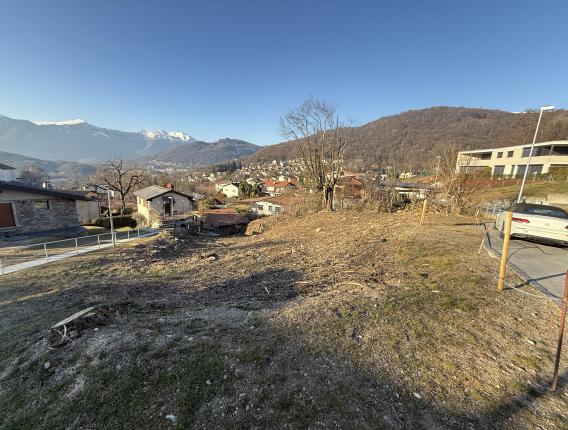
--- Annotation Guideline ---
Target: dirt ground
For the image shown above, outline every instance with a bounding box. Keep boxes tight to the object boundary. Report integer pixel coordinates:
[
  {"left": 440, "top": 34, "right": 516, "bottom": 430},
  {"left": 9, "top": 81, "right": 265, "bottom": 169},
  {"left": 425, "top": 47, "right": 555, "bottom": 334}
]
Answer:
[{"left": 1, "top": 209, "right": 567, "bottom": 429}]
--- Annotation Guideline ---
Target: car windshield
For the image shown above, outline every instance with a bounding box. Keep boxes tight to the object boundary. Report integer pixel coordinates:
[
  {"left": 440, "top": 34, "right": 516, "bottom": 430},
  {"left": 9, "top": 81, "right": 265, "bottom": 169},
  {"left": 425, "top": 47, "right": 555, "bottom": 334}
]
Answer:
[{"left": 510, "top": 204, "right": 568, "bottom": 219}]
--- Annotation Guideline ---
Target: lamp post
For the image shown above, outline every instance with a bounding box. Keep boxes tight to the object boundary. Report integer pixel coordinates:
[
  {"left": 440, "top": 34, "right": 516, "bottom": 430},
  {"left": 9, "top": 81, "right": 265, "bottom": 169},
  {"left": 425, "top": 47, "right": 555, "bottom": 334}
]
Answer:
[
  {"left": 106, "top": 187, "right": 115, "bottom": 247},
  {"left": 517, "top": 105, "right": 555, "bottom": 203}
]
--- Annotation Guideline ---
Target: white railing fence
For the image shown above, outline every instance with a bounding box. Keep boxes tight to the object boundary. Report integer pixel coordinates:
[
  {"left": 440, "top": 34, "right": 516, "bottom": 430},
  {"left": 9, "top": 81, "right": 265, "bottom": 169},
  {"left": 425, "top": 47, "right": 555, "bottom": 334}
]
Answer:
[{"left": 0, "top": 227, "right": 156, "bottom": 275}]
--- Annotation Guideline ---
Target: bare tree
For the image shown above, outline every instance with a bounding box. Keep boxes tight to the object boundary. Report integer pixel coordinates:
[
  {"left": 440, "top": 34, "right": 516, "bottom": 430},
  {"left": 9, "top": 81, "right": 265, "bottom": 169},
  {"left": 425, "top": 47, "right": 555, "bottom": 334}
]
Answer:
[
  {"left": 280, "top": 97, "right": 356, "bottom": 210},
  {"left": 93, "top": 160, "right": 145, "bottom": 215},
  {"left": 517, "top": 110, "right": 538, "bottom": 144},
  {"left": 436, "top": 144, "right": 481, "bottom": 215}
]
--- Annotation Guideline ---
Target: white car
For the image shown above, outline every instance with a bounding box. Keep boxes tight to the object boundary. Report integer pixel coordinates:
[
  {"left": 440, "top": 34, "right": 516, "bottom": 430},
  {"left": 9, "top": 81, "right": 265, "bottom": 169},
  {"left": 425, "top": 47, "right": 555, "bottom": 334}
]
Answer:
[{"left": 495, "top": 203, "right": 568, "bottom": 246}]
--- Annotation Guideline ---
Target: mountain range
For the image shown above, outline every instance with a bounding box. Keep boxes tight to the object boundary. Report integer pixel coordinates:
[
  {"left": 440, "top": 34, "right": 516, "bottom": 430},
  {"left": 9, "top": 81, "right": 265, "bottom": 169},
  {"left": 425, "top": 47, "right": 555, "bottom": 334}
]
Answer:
[
  {"left": 0, "top": 115, "right": 196, "bottom": 162},
  {"left": 0, "top": 150, "right": 95, "bottom": 182},
  {"left": 139, "top": 138, "right": 259, "bottom": 167},
  {"left": 2, "top": 107, "right": 568, "bottom": 177}
]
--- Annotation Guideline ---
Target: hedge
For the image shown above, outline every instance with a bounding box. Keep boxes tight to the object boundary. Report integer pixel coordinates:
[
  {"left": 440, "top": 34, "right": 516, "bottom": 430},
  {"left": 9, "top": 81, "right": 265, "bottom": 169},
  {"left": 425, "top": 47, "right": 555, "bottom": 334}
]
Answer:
[{"left": 95, "top": 215, "right": 137, "bottom": 229}]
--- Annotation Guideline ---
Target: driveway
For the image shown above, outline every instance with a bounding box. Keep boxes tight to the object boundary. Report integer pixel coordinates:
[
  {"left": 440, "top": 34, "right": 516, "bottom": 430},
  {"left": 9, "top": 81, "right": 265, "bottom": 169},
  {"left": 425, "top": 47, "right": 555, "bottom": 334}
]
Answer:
[{"left": 483, "top": 225, "right": 568, "bottom": 302}]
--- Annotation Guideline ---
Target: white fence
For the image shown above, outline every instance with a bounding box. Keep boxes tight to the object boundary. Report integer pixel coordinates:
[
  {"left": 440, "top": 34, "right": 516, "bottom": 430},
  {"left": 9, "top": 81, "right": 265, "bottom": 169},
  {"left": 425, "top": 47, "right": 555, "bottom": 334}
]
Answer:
[{"left": 0, "top": 228, "right": 156, "bottom": 275}]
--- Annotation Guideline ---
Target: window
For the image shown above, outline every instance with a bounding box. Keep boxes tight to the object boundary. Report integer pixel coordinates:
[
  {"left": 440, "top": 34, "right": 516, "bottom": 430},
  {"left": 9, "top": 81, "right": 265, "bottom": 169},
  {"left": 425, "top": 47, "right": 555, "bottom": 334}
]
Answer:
[
  {"left": 479, "top": 152, "right": 492, "bottom": 160},
  {"left": 510, "top": 203, "right": 568, "bottom": 219},
  {"left": 550, "top": 145, "right": 568, "bottom": 155},
  {"left": 493, "top": 165, "right": 505, "bottom": 176},
  {"left": 516, "top": 165, "right": 527, "bottom": 177},
  {"left": 269, "top": 206, "right": 274, "bottom": 212},
  {"left": 275, "top": 206, "right": 282, "bottom": 213},
  {"left": 496, "top": 152, "right": 503, "bottom": 158},
  {"left": 528, "top": 164, "right": 543, "bottom": 175},
  {"left": 33, "top": 200, "right": 50, "bottom": 210},
  {"left": 521, "top": 147, "right": 532, "bottom": 157},
  {"left": 257, "top": 204, "right": 264, "bottom": 211},
  {"left": 507, "top": 150, "right": 514, "bottom": 158}
]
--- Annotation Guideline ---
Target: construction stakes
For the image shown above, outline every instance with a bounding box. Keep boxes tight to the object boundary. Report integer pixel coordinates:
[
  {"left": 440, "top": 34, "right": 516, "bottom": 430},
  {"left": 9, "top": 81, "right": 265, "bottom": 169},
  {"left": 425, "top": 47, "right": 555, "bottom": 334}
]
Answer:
[
  {"left": 497, "top": 211, "right": 513, "bottom": 292},
  {"left": 551, "top": 271, "right": 568, "bottom": 391},
  {"left": 419, "top": 198, "right": 429, "bottom": 226}
]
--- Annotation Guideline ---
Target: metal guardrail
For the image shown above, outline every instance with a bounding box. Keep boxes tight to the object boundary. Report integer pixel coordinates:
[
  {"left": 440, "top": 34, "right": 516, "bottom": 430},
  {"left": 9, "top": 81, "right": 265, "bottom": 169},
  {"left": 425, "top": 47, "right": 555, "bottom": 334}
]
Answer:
[
  {"left": 0, "top": 227, "right": 156, "bottom": 275},
  {"left": 479, "top": 200, "right": 511, "bottom": 218}
]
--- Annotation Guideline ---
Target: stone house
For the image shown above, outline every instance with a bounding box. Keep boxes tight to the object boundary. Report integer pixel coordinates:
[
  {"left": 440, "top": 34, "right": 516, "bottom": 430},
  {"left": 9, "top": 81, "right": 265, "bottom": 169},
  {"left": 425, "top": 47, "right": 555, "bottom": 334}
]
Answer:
[{"left": 0, "top": 181, "right": 96, "bottom": 235}]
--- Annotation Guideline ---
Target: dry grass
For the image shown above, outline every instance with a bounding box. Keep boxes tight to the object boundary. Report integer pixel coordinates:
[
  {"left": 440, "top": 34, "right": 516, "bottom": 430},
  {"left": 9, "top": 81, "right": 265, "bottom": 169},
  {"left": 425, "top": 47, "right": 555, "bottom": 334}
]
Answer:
[{"left": 0, "top": 210, "right": 567, "bottom": 429}]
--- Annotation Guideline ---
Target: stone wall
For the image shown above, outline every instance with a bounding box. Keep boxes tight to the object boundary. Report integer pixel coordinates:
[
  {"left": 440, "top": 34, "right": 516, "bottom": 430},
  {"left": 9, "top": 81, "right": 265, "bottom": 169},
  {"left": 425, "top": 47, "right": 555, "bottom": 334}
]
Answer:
[{"left": 12, "top": 198, "right": 80, "bottom": 233}]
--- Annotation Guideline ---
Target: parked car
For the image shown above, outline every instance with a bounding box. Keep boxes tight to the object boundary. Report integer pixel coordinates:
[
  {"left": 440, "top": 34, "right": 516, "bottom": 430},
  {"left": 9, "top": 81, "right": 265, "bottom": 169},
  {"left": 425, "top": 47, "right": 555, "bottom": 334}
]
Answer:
[{"left": 495, "top": 203, "right": 568, "bottom": 246}]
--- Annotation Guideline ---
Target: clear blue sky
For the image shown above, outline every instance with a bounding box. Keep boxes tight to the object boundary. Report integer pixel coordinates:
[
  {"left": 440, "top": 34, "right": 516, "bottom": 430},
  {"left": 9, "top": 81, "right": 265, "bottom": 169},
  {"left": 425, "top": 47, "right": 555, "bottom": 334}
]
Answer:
[{"left": 1, "top": 0, "right": 567, "bottom": 145}]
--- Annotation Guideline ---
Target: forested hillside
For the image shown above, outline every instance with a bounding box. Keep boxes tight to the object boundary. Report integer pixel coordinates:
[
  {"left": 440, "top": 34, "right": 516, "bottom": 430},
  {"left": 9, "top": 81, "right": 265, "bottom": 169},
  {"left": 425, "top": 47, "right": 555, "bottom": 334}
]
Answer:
[{"left": 246, "top": 107, "right": 568, "bottom": 170}]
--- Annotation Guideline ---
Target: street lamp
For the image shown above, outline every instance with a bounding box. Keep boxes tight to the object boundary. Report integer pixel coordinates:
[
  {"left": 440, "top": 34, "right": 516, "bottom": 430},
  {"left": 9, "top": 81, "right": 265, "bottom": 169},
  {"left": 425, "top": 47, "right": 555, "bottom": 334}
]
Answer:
[
  {"left": 517, "top": 105, "right": 555, "bottom": 203},
  {"left": 105, "top": 187, "right": 115, "bottom": 247}
]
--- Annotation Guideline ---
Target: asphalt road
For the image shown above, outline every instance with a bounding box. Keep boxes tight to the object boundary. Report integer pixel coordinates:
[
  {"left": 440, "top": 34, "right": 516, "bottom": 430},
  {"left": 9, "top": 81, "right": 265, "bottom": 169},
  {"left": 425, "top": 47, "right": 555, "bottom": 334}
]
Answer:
[{"left": 484, "top": 226, "right": 568, "bottom": 301}]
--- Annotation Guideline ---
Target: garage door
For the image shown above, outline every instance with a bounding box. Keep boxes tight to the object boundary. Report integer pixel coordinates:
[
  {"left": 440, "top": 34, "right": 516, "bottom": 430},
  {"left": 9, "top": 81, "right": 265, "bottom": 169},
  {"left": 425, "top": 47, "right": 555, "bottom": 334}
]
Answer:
[{"left": 0, "top": 203, "right": 15, "bottom": 228}]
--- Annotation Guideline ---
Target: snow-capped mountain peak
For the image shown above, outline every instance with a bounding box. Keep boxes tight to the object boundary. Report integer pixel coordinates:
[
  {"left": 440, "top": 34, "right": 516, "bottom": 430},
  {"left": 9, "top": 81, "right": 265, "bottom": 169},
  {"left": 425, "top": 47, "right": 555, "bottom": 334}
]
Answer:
[
  {"left": 33, "top": 118, "right": 86, "bottom": 126},
  {"left": 143, "top": 129, "right": 193, "bottom": 142}
]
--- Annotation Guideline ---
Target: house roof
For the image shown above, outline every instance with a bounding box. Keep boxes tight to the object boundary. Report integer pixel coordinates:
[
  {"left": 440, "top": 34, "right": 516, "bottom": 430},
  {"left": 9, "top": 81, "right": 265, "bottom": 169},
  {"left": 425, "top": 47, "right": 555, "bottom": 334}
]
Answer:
[
  {"left": 0, "top": 163, "right": 15, "bottom": 170},
  {"left": 134, "top": 185, "right": 193, "bottom": 201},
  {"left": 336, "top": 176, "right": 365, "bottom": 186},
  {"left": 200, "top": 208, "right": 248, "bottom": 227},
  {"left": 0, "top": 181, "right": 94, "bottom": 201}
]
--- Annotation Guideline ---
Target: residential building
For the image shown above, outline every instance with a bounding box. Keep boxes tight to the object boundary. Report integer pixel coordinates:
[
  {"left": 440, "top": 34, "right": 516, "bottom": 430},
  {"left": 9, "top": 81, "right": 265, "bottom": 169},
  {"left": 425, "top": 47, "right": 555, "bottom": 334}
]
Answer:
[
  {"left": 134, "top": 185, "right": 194, "bottom": 224},
  {"left": 0, "top": 164, "right": 16, "bottom": 182},
  {"left": 251, "top": 199, "right": 284, "bottom": 216},
  {"left": 219, "top": 183, "right": 239, "bottom": 199},
  {"left": 0, "top": 181, "right": 97, "bottom": 235},
  {"left": 261, "top": 180, "right": 296, "bottom": 196},
  {"left": 456, "top": 140, "right": 568, "bottom": 177}
]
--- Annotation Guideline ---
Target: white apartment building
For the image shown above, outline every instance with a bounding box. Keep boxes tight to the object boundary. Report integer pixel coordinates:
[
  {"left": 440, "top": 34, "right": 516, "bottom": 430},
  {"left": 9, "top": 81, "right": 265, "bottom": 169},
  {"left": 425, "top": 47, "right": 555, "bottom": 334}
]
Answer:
[{"left": 456, "top": 140, "right": 568, "bottom": 177}]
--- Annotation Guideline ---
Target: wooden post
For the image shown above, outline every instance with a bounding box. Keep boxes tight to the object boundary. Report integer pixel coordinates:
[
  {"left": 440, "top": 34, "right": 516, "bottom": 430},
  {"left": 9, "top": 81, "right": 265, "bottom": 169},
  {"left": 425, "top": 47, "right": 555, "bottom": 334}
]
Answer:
[
  {"left": 75, "top": 238, "right": 79, "bottom": 255},
  {"left": 497, "top": 211, "right": 513, "bottom": 291},
  {"left": 419, "top": 198, "right": 428, "bottom": 226},
  {"left": 44, "top": 243, "right": 49, "bottom": 262},
  {"left": 551, "top": 271, "right": 568, "bottom": 391}
]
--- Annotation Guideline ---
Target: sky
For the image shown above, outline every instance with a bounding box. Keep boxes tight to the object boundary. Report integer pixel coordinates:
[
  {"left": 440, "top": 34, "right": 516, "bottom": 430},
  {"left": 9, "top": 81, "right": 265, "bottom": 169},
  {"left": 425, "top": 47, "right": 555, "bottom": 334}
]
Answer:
[{"left": 1, "top": 0, "right": 567, "bottom": 145}]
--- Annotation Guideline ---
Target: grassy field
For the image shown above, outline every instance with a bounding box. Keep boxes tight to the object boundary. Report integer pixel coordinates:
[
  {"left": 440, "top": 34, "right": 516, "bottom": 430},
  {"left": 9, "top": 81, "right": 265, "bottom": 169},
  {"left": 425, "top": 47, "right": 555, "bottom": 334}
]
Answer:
[
  {"left": 474, "top": 180, "right": 568, "bottom": 205},
  {"left": 0, "top": 210, "right": 567, "bottom": 429}
]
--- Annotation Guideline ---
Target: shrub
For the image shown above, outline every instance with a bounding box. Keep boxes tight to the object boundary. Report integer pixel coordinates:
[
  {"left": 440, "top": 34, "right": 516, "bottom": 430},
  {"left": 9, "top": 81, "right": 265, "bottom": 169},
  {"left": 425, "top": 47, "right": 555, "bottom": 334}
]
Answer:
[
  {"left": 131, "top": 212, "right": 147, "bottom": 227},
  {"left": 95, "top": 215, "right": 137, "bottom": 229}
]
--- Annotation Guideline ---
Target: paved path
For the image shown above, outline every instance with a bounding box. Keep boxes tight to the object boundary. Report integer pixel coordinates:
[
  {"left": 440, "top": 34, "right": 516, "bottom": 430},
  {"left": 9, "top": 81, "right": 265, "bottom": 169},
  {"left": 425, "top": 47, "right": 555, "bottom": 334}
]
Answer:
[
  {"left": 483, "top": 225, "right": 568, "bottom": 301},
  {"left": 1, "top": 230, "right": 158, "bottom": 275}
]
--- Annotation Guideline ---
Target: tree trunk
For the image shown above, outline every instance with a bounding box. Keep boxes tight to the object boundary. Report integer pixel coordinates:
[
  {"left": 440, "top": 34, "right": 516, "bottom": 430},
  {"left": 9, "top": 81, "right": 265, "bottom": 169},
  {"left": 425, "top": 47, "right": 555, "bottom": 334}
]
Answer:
[{"left": 323, "top": 186, "right": 334, "bottom": 211}]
